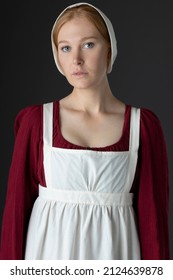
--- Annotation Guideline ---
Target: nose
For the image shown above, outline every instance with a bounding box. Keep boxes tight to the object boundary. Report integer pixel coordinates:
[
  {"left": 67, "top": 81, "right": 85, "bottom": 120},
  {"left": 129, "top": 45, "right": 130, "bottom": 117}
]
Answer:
[
  {"left": 72, "top": 49, "right": 84, "bottom": 65},
  {"left": 73, "top": 58, "right": 84, "bottom": 65}
]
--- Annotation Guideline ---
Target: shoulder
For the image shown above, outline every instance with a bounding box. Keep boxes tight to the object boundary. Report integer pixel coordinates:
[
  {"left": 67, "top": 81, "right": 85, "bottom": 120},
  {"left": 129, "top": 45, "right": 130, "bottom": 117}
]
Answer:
[
  {"left": 137, "top": 106, "right": 166, "bottom": 142},
  {"left": 140, "top": 107, "right": 160, "bottom": 123},
  {"left": 139, "top": 107, "right": 162, "bottom": 129},
  {"left": 129, "top": 105, "right": 162, "bottom": 129},
  {"left": 14, "top": 103, "right": 43, "bottom": 135},
  {"left": 129, "top": 105, "right": 165, "bottom": 142}
]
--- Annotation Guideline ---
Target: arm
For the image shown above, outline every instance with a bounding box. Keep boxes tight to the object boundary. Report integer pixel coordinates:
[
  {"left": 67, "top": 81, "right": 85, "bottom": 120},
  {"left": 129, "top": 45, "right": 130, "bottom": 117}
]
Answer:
[
  {"left": 0, "top": 105, "right": 43, "bottom": 259},
  {"left": 134, "top": 108, "right": 170, "bottom": 259}
]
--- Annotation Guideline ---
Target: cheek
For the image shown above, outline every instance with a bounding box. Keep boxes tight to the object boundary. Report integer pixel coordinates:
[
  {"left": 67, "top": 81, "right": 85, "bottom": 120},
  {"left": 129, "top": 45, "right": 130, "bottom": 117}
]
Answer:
[
  {"left": 57, "top": 54, "right": 68, "bottom": 71},
  {"left": 91, "top": 51, "right": 108, "bottom": 72}
]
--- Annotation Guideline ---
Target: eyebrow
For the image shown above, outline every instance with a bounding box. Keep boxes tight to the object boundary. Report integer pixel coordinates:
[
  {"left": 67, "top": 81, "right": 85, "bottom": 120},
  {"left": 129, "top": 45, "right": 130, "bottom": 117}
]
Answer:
[{"left": 58, "top": 36, "right": 98, "bottom": 46}]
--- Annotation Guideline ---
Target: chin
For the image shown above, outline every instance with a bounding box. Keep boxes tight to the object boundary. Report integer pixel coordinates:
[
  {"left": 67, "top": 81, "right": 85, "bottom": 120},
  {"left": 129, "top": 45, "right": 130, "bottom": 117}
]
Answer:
[{"left": 68, "top": 80, "right": 93, "bottom": 90}]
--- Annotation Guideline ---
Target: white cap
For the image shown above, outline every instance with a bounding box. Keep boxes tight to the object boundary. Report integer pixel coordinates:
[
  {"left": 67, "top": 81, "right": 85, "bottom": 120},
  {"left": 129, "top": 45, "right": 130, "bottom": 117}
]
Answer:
[{"left": 51, "top": 2, "right": 117, "bottom": 75}]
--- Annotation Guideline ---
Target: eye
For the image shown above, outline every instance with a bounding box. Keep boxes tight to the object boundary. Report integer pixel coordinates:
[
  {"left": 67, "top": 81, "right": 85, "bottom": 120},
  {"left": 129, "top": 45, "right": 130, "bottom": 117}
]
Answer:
[
  {"left": 60, "top": 46, "right": 71, "bottom": 52},
  {"left": 83, "top": 42, "right": 95, "bottom": 49}
]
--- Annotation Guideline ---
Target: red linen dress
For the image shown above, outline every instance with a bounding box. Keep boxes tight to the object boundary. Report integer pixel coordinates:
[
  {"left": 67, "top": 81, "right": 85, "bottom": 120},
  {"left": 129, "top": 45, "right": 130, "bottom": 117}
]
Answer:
[{"left": 0, "top": 100, "right": 170, "bottom": 259}]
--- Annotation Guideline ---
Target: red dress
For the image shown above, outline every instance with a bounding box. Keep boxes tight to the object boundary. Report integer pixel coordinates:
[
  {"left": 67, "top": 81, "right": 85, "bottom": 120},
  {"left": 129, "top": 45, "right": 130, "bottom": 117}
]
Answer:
[{"left": 0, "top": 100, "right": 170, "bottom": 259}]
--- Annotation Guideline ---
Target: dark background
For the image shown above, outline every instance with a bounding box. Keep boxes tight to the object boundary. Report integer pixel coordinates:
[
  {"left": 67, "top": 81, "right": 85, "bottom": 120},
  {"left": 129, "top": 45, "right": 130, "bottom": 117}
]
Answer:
[{"left": 0, "top": 0, "right": 172, "bottom": 258}]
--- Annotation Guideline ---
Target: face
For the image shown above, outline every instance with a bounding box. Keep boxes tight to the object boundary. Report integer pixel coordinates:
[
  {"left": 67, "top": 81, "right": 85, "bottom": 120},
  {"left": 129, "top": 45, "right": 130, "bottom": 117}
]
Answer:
[{"left": 56, "top": 16, "right": 110, "bottom": 90}]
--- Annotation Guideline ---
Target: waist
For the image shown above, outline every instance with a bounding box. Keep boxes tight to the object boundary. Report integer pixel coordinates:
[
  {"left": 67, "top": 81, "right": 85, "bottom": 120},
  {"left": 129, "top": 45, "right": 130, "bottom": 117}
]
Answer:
[{"left": 38, "top": 185, "right": 133, "bottom": 206}]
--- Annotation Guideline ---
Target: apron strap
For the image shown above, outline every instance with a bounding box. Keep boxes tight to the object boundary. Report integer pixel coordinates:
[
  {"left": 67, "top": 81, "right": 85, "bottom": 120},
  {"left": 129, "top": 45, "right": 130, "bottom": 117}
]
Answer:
[
  {"left": 43, "top": 102, "right": 53, "bottom": 146},
  {"left": 43, "top": 102, "right": 53, "bottom": 187},
  {"left": 123, "top": 107, "right": 140, "bottom": 192},
  {"left": 129, "top": 107, "right": 140, "bottom": 152}
]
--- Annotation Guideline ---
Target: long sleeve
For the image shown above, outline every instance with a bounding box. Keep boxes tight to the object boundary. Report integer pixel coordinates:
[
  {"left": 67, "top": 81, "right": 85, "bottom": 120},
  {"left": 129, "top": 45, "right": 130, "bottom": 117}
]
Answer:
[
  {"left": 134, "top": 108, "right": 170, "bottom": 259},
  {"left": 0, "top": 105, "right": 43, "bottom": 260}
]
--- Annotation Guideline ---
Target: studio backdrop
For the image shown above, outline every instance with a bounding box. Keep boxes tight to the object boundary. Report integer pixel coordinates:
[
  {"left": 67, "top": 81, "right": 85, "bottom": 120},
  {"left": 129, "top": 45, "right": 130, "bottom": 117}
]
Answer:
[{"left": 0, "top": 0, "right": 172, "bottom": 258}]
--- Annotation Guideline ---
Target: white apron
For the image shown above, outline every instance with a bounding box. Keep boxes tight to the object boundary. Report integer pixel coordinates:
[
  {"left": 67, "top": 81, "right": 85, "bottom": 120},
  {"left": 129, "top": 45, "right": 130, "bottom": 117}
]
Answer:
[{"left": 25, "top": 102, "right": 141, "bottom": 260}]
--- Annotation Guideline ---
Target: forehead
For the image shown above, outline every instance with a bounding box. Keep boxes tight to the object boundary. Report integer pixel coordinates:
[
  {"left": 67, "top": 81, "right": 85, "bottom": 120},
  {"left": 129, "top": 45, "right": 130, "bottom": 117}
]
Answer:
[{"left": 57, "top": 16, "right": 102, "bottom": 41}]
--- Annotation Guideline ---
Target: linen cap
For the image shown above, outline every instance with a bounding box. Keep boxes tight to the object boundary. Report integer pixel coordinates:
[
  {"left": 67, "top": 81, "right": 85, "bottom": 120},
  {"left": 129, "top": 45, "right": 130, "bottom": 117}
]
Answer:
[{"left": 51, "top": 2, "right": 117, "bottom": 74}]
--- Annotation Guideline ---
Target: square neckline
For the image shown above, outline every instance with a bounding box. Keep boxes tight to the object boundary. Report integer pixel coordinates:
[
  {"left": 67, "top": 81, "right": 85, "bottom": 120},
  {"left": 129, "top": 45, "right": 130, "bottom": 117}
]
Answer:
[{"left": 53, "top": 100, "right": 131, "bottom": 151}]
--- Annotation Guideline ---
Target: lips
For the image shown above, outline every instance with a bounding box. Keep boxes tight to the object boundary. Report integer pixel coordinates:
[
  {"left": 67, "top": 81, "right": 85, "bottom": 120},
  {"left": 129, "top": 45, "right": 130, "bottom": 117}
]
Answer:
[{"left": 72, "top": 71, "right": 87, "bottom": 76}]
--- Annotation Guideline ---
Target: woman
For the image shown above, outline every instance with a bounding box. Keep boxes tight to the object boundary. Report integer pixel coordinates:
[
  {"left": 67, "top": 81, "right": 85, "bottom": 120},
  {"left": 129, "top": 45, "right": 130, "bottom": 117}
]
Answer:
[{"left": 0, "top": 2, "right": 170, "bottom": 260}]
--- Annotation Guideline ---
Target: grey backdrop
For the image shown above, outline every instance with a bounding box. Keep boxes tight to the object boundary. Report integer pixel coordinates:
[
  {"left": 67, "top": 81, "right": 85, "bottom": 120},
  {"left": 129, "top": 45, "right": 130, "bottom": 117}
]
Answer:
[{"left": 0, "top": 0, "right": 172, "bottom": 258}]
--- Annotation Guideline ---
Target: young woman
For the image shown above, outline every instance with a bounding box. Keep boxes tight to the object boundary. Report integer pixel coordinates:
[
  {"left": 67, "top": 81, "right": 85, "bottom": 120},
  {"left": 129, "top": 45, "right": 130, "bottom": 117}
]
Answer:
[{"left": 0, "top": 2, "right": 170, "bottom": 260}]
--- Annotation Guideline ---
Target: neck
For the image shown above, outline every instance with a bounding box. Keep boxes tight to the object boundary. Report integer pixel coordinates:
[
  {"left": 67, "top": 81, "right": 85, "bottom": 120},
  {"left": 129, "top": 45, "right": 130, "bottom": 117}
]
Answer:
[{"left": 70, "top": 82, "right": 117, "bottom": 115}]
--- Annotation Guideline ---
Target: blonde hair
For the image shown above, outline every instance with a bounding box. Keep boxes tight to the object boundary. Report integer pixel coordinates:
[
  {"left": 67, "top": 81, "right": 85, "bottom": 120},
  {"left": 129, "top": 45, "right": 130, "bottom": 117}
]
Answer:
[{"left": 53, "top": 4, "right": 111, "bottom": 54}]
